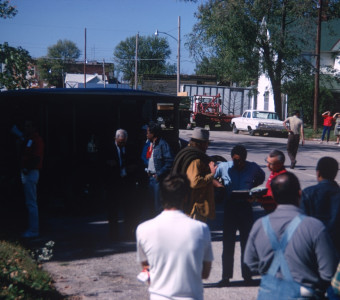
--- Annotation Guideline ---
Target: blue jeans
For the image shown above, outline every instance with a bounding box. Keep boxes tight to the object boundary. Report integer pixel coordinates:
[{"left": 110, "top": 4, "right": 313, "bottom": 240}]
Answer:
[
  {"left": 321, "top": 126, "right": 331, "bottom": 142},
  {"left": 21, "top": 169, "right": 39, "bottom": 233},
  {"left": 149, "top": 176, "right": 161, "bottom": 214},
  {"left": 328, "top": 285, "right": 340, "bottom": 300}
]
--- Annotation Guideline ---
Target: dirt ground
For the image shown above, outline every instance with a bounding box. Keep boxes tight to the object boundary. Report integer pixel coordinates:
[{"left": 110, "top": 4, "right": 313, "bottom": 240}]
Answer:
[{"left": 37, "top": 214, "right": 149, "bottom": 299}]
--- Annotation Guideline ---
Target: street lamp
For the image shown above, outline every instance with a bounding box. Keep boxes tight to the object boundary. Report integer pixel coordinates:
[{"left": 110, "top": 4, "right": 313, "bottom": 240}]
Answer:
[{"left": 155, "top": 16, "right": 181, "bottom": 95}]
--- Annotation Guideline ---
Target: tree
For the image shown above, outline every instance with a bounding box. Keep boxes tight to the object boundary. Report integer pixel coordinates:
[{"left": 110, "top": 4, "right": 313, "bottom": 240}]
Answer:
[
  {"left": 0, "top": 42, "right": 32, "bottom": 90},
  {"left": 0, "top": 1, "right": 32, "bottom": 90},
  {"left": 114, "top": 35, "right": 174, "bottom": 85},
  {"left": 0, "top": 0, "right": 17, "bottom": 19},
  {"left": 37, "top": 39, "right": 80, "bottom": 87},
  {"left": 188, "top": 0, "right": 340, "bottom": 117},
  {"left": 283, "top": 74, "right": 337, "bottom": 125}
]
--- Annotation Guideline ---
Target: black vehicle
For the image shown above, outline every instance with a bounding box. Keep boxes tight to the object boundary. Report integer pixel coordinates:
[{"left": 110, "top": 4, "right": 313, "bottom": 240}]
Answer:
[{"left": 0, "top": 88, "right": 181, "bottom": 215}]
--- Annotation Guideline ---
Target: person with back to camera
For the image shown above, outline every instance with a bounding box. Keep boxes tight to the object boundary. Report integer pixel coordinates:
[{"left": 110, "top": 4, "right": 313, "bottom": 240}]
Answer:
[
  {"left": 171, "top": 127, "right": 222, "bottom": 223},
  {"left": 283, "top": 110, "right": 304, "bottom": 169},
  {"left": 319, "top": 111, "right": 335, "bottom": 144},
  {"left": 136, "top": 173, "right": 213, "bottom": 300},
  {"left": 300, "top": 156, "right": 340, "bottom": 258},
  {"left": 244, "top": 172, "right": 338, "bottom": 300}
]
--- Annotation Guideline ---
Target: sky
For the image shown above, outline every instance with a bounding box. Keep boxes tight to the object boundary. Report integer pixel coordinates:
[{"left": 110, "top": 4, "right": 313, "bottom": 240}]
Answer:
[{"left": 0, "top": 0, "right": 202, "bottom": 75}]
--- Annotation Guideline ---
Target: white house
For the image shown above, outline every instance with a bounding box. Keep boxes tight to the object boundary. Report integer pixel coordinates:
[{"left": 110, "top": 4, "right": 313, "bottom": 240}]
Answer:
[
  {"left": 65, "top": 73, "right": 107, "bottom": 88},
  {"left": 256, "top": 19, "right": 340, "bottom": 117}
]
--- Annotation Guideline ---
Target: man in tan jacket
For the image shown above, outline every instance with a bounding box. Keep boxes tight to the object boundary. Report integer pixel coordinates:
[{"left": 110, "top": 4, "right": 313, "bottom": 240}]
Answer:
[{"left": 171, "top": 127, "right": 222, "bottom": 222}]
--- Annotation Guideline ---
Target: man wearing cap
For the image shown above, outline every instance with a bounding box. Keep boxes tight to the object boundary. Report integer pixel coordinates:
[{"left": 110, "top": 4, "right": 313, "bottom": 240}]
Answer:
[
  {"left": 283, "top": 110, "right": 305, "bottom": 169},
  {"left": 171, "top": 127, "right": 221, "bottom": 222}
]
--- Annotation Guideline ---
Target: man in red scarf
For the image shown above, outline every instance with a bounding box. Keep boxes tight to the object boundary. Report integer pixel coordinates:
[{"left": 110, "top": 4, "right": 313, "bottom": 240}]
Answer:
[{"left": 257, "top": 149, "right": 286, "bottom": 213}]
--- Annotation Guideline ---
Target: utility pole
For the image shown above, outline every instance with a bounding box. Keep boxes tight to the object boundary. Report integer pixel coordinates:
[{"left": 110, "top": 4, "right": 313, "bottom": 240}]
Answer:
[
  {"left": 313, "top": 0, "right": 322, "bottom": 131},
  {"left": 102, "top": 59, "right": 106, "bottom": 88},
  {"left": 134, "top": 33, "right": 139, "bottom": 90},
  {"left": 177, "top": 16, "right": 181, "bottom": 95},
  {"left": 84, "top": 28, "right": 87, "bottom": 88}
]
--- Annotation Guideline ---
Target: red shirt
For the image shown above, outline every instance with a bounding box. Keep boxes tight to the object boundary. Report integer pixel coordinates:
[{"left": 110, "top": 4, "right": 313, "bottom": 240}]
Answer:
[
  {"left": 22, "top": 132, "right": 44, "bottom": 170},
  {"left": 259, "top": 168, "right": 287, "bottom": 212},
  {"left": 323, "top": 115, "right": 334, "bottom": 127}
]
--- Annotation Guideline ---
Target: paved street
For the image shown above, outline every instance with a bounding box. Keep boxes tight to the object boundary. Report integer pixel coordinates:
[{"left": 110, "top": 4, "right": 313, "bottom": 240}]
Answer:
[{"left": 42, "top": 130, "right": 339, "bottom": 300}]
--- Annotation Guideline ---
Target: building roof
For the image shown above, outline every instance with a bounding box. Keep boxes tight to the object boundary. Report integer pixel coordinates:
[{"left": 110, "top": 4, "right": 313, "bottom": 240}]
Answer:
[
  {"left": 65, "top": 73, "right": 106, "bottom": 84},
  {"left": 321, "top": 19, "right": 340, "bottom": 51}
]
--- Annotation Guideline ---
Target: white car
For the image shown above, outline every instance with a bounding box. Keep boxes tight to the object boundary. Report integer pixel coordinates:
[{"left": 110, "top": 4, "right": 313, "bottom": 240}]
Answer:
[{"left": 231, "top": 110, "right": 287, "bottom": 137}]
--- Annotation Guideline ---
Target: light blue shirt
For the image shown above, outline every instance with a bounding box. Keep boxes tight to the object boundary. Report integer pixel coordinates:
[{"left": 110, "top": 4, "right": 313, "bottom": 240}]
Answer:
[{"left": 215, "top": 161, "right": 265, "bottom": 197}]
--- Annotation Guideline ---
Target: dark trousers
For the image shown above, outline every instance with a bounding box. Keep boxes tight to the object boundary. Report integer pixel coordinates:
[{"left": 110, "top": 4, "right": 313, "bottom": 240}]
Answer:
[
  {"left": 222, "top": 201, "right": 253, "bottom": 279},
  {"left": 105, "top": 177, "right": 137, "bottom": 239},
  {"left": 287, "top": 134, "right": 300, "bottom": 164}
]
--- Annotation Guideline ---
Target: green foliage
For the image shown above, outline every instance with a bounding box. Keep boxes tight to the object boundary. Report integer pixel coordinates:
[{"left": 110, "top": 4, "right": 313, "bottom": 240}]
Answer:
[
  {"left": 0, "top": 240, "right": 63, "bottom": 299},
  {"left": 47, "top": 40, "right": 80, "bottom": 62},
  {"left": 114, "top": 35, "right": 175, "bottom": 85},
  {"left": 0, "top": 0, "right": 17, "bottom": 19},
  {"left": 188, "top": 0, "right": 340, "bottom": 117},
  {"left": 0, "top": 42, "right": 33, "bottom": 90},
  {"left": 37, "top": 39, "right": 80, "bottom": 87},
  {"left": 36, "top": 57, "right": 64, "bottom": 88},
  {"left": 283, "top": 74, "right": 337, "bottom": 124}
]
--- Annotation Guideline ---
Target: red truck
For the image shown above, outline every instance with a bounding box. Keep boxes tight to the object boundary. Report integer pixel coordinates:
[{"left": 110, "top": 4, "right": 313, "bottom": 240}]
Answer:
[{"left": 192, "top": 94, "right": 237, "bottom": 130}]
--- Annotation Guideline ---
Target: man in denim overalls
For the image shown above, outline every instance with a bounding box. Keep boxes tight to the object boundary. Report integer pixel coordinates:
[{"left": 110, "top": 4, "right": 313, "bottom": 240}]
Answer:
[{"left": 244, "top": 172, "right": 337, "bottom": 299}]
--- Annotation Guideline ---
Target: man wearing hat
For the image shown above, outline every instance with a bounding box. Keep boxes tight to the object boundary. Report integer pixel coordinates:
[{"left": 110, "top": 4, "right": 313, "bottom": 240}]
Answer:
[
  {"left": 171, "top": 127, "right": 221, "bottom": 222},
  {"left": 283, "top": 110, "right": 305, "bottom": 169}
]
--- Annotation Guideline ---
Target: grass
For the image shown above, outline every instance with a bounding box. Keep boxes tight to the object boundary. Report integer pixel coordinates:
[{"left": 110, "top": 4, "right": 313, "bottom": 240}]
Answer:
[
  {"left": 304, "top": 125, "right": 338, "bottom": 142},
  {"left": 0, "top": 240, "right": 64, "bottom": 300}
]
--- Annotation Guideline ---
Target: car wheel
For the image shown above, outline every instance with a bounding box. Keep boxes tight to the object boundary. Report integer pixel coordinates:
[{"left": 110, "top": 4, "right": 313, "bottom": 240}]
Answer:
[
  {"left": 195, "top": 115, "right": 205, "bottom": 128},
  {"left": 209, "top": 122, "right": 216, "bottom": 131},
  {"left": 248, "top": 127, "right": 255, "bottom": 136},
  {"left": 220, "top": 122, "right": 230, "bottom": 131},
  {"left": 232, "top": 124, "right": 239, "bottom": 134}
]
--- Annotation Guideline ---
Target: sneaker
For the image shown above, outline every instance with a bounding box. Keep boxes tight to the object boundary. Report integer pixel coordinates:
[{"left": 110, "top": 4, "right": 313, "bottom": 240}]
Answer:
[
  {"left": 21, "top": 230, "right": 39, "bottom": 238},
  {"left": 319, "top": 141, "right": 323, "bottom": 144}
]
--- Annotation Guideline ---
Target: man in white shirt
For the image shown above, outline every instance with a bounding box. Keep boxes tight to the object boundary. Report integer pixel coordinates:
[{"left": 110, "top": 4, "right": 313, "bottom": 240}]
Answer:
[
  {"left": 136, "top": 174, "right": 213, "bottom": 300},
  {"left": 283, "top": 110, "right": 305, "bottom": 169}
]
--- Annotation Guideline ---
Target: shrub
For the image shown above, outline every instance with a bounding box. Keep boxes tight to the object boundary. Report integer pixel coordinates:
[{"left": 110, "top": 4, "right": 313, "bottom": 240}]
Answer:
[{"left": 0, "top": 240, "right": 63, "bottom": 299}]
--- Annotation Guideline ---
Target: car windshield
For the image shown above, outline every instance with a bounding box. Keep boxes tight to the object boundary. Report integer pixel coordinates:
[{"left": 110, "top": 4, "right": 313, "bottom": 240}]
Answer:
[{"left": 252, "top": 111, "right": 280, "bottom": 120}]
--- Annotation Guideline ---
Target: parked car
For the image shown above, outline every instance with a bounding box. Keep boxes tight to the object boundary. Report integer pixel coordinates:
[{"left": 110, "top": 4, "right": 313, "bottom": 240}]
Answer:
[{"left": 231, "top": 110, "right": 287, "bottom": 137}]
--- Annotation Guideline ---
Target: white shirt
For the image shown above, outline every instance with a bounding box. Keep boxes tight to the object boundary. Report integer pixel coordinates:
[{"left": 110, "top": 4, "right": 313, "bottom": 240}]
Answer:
[
  {"left": 136, "top": 210, "right": 213, "bottom": 300},
  {"left": 147, "top": 143, "right": 156, "bottom": 174}
]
